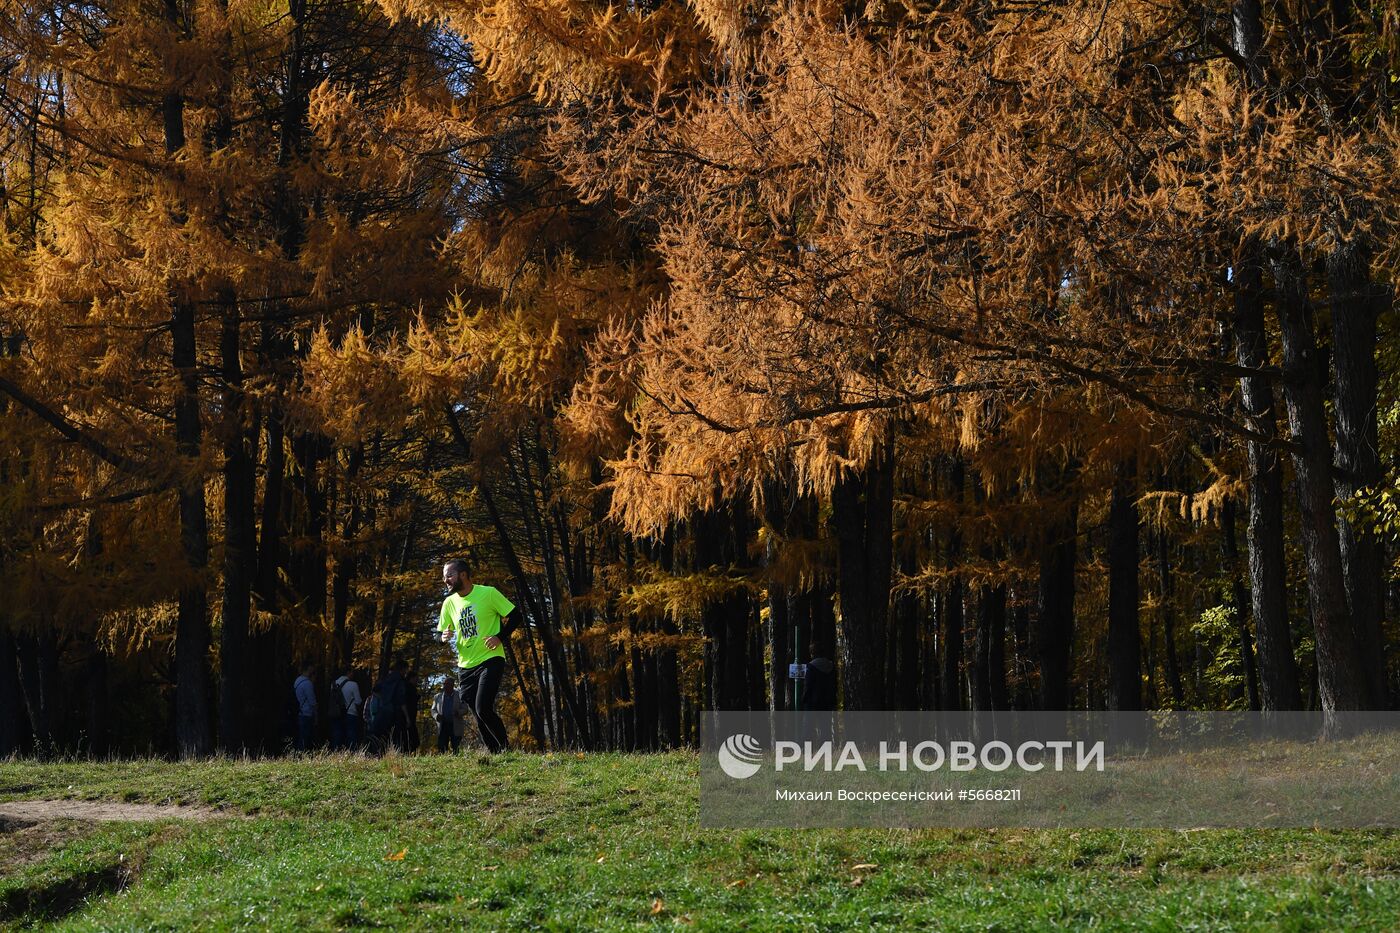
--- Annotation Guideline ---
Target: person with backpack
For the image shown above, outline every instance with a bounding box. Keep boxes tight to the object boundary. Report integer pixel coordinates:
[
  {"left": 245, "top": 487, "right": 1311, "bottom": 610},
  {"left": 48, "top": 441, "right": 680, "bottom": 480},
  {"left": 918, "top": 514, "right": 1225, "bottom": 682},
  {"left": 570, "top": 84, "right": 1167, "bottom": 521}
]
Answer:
[
  {"left": 364, "top": 684, "right": 393, "bottom": 755},
  {"left": 438, "top": 559, "right": 516, "bottom": 752},
  {"left": 293, "top": 661, "right": 317, "bottom": 752},
  {"left": 330, "top": 670, "right": 362, "bottom": 751},
  {"left": 374, "top": 659, "right": 410, "bottom": 753}
]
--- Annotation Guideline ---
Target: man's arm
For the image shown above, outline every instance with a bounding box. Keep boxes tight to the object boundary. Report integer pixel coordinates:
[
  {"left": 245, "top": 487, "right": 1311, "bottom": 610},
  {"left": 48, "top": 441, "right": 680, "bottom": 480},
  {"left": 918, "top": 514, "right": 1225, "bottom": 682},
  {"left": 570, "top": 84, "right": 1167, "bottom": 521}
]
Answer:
[
  {"left": 438, "top": 600, "right": 456, "bottom": 643},
  {"left": 493, "top": 587, "right": 519, "bottom": 641},
  {"left": 485, "top": 611, "right": 516, "bottom": 650}
]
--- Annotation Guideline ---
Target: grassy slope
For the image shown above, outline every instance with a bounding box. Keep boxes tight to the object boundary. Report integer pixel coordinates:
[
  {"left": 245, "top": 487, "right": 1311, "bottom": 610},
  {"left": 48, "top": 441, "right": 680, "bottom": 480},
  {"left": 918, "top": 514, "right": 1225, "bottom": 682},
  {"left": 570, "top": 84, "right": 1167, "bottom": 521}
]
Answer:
[{"left": 1, "top": 752, "right": 1397, "bottom": 931}]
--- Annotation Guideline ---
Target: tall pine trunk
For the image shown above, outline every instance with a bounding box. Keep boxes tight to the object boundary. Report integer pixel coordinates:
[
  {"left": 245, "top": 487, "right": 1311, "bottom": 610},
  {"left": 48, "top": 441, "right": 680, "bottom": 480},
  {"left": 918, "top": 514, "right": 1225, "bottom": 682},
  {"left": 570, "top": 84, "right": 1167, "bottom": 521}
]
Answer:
[
  {"left": 0, "top": 628, "right": 27, "bottom": 756},
  {"left": 1221, "top": 499, "right": 1262, "bottom": 710},
  {"left": 1156, "top": 531, "right": 1186, "bottom": 708},
  {"left": 1229, "top": 0, "right": 1304, "bottom": 714},
  {"left": 219, "top": 294, "right": 256, "bottom": 752},
  {"left": 1328, "top": 245, "right": 1388, "bottom": 707},
  {"left": 163, "top": 3, "right": 211, "bottom": 755},
  {"left": 1036, "top": 497, "right": 1077, "bottom": 710},
  {"left": 1273, "top": 255, "right": 1366, "bottom": 721},
  {"left": 1107, "top": 461, "right": 1142, "bottom": 711},
  {"left": 831, "top": 434, "right": 895, "bottom": 710},
  {"left": 1234, "top": 254, "right": 1302, "bottom": 709}
]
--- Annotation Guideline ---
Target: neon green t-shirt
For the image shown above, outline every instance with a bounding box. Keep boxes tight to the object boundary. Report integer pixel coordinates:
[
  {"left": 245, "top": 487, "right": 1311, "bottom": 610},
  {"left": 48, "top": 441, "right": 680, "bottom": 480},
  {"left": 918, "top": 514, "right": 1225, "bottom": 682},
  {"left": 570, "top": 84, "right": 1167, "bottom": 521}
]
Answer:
[{"left": 438, "top": 584, "right": 515, "bottom": 669}]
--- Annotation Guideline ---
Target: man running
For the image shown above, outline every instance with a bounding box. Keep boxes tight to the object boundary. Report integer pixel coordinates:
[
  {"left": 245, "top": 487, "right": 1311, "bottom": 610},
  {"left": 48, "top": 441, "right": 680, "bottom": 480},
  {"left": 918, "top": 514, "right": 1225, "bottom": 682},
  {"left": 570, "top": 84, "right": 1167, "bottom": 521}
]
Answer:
[{"left": 438, "top": 559, "right": 516, "bottom": 752}]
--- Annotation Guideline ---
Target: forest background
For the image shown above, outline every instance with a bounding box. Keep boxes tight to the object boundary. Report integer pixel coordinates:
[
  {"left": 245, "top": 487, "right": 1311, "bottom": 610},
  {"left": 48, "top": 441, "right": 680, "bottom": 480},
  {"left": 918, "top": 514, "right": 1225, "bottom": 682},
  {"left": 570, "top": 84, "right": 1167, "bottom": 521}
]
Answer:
[{"left": 0, "top": 0, "right": 1397, "bottom": 757}]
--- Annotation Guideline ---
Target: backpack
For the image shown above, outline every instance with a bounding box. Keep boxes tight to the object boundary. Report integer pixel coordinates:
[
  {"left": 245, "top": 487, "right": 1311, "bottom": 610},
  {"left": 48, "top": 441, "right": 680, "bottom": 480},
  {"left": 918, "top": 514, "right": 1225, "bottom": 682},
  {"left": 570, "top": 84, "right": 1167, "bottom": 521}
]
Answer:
[
  {"left": 329, "top": 679, "right": 348, "bottom": 718},
  {"left": 367, "top": 694, "right": 393, "bottom": 733}
]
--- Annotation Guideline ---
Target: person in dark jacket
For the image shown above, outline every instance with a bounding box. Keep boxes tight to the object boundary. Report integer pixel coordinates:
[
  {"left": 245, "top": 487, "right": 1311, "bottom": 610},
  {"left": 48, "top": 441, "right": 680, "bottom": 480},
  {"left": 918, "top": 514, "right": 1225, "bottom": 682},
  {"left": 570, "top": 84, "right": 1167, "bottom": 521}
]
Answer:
[
  {"left": 801, "top": 657, "right": 836, "bottom": 745},
  {"left": 364, "top": 684, "right": 393, "bottom": 755},
  {"left": 293, "top": 662, "right": 317, "bottom": 752},
  {"left": 375, "top": 659, "right": 411, "bottom": 753},
  {"left": 405, "top": 668, "right": 422, "bottom": 753}
]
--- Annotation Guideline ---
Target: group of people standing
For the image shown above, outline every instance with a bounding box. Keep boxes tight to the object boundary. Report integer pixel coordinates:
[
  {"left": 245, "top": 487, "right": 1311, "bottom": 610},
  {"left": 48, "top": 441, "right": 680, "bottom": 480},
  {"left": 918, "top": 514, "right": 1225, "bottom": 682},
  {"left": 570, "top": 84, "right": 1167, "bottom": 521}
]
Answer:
[
  {"left": 292, "top": 658, "right": 418, "bottom": 754},
  {"left": 289, "top": 560, "right": 517, "bottom": 756}
]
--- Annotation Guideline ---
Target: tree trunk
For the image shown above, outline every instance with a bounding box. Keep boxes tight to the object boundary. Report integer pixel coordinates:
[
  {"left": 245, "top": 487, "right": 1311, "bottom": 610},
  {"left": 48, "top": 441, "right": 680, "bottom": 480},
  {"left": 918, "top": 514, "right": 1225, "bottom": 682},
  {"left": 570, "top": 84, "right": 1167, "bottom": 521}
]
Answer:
[
  {"left": 940, "top": 563, "right": 964, "bottom": 711},
  {"left": 0, "top": 628, "right": 27, "bottom": 756},
  {"left": 1274, "top": 255, "right": 1366, "bottom": 720},
  {"left": 695, "top": 502, "right": 751, "bottom": 711},
  {"left": 219, "top": 294, "right": 257, "bottom": 752},
  {"left": 767, "top": 576, "right": 790, "bottom": 713},
  {"left": 15, "top": 629, "right": 58, "bottom": 754},
  {"left": 1221, "top": 499, "right": 1262, "bottom": 710},
  {"left": 1328, "top": 244, "right": 1388, "bottom": 707},
  {"left": 831, "top": 435, "right": 895, "bottom": 710},
  {"left": 973, "top": 584, "right": 1007, "bottom": 710},
  {"left": 1233, "top": 253, "right": 1303, "bottom": 710},
  {"left": 172, "top": 294, "right": 212, "bottom": 758},
  {"left": 1156, "top": 532, "right": 1186, "bottom": 708},
  {"left": 289, "top": 432, "right": 329, "bottom": 622},
  {"left": 894, "top": 546, "right": 923, "bottom": 710},
  {"left": 1010, "top": 601, "right": 1033, "bottom": 710},
  {"left": 1037, "top": 498, "right": 1077, "bottom": 710},
  {"left": 1107, "top": 462, "right": 1142, "bottom": 711},
  {"left": 163, "top": 0, "right": 211, "bottom": 758},
  {"left": 85, "top": 647, "right": 109, "bottom": 757}
]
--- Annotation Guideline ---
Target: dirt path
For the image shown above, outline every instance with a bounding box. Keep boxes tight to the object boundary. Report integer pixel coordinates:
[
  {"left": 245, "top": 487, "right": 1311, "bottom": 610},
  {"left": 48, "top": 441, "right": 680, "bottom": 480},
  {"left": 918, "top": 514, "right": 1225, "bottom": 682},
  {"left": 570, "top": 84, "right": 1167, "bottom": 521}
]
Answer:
[{"left": 0, "top": 800, "right": 224, "bottom": 823}]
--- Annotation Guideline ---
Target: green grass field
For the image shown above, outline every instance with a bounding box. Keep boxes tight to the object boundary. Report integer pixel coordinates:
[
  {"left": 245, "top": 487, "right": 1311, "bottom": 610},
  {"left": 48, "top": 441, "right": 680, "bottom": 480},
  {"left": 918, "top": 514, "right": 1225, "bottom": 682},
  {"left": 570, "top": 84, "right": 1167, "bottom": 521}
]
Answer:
[{"left": 2, "top": 751, "right": 1398, "bottom": 930}]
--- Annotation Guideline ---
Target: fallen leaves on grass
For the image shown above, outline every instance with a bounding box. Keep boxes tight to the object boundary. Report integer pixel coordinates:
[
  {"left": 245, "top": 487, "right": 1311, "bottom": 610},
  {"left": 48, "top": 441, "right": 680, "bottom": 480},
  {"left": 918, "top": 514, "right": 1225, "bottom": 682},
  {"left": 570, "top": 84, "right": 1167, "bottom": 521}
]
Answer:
[
  {"left": 651, "top": 898, "right": 665, "bottom": 915},
  {"left": 384, "top": 848, "right": 408, "bottom": 861}
]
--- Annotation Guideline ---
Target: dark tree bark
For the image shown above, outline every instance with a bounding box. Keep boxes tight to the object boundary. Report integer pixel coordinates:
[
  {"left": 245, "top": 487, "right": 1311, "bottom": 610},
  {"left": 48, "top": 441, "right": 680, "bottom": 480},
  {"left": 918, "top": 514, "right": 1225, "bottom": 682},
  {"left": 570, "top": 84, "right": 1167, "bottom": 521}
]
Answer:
[
  {"left": 694, "top": 501, "right": 753, "bottom": 711},
  {"left": 84, "top": 647, "right": 109, "bottom": 757},
  {"left": 163, "top": 17, "right": 212, "bottom": 755},
  {"left": 1107, "top": 462, "right": 1142, "bottom": 711},
  {"left": 936, "top": 458, "right": 966, "bottom": 711},
  {"left": 1274, "top": 255, "right": 1366, "bottom": 719},
  {"left": 766, "top": 569, "right": 790, "bottom": 714},
  {"left": 219, "top": 294, "right": 257, "bottom": 753},
  {"left": 14, "top": 629, "right": 58, "bottom": 754},
  {"left": 1010, "top": 600, "right": 1034, "bottom": 710},
  {"left": 172, "top": 294, "right": 212, "bottom": 758},
  {"left": 657, "top": 618, "right": 681, "bottom": 746},
  {"left": 1221, "top": 499, "right": 1262, "bottom": 710},
  {"left": 1233, "top": 255, "right": 1303, "bottom": 710},
  {"left": 289, "top": 432, "right": 330, "bottom": 622},
  {"left": 0, "top": 628, "right": 28, "bottom": 756},
  {"left": 1156, "top": 532, "right": 1186, "bottom": 708},
  {"left": 1229, "top": 0, "right": 1304, "bottom": 714},
  {"left": 762, "top": 478, "right": 794, "bottom": 712},
  {"left": 940, "top": 552, "right": 965, "bottom": 711},
  {"left": 653, "top": 526, "right": 681, "bottom": 747},
  {"left": 1037, "top": 498, "right": 1077, "bottom": 711},
  {"left": 1328, "top": 245, "right": 1389, "bottom": 707},
  {"left": 893, "top": 545, "right": 923, "bottom": 710},
  {"left": 830, "top": 433, "right": 895, "bottom": 710},
  {"left": 973, "top": 583, "right": 1007, "bottom": 710}
]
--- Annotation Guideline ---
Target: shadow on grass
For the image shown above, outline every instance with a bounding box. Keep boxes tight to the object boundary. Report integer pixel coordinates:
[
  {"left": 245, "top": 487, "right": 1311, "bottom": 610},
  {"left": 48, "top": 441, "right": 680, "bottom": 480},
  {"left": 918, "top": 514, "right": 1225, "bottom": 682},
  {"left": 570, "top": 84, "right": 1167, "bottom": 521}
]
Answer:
[
  {"left": 0, "top": 819, "right": 136, "bottom": 927},
  {"left": 0, "top": 861, "right": 130, "bottom": 926}
]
